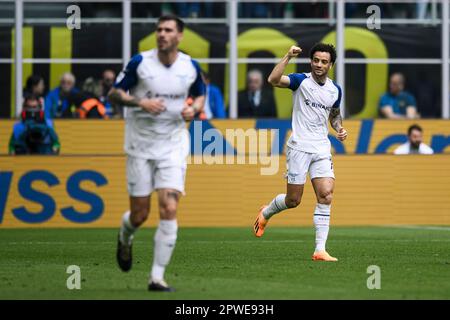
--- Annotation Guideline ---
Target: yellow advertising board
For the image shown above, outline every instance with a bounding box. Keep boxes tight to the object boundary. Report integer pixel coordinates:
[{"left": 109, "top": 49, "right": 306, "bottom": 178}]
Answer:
[
  {"left": 1, "top": 155, "right": 449, "bottom": 228},
  {"left": 2, "top": 119, "right": 450, "bottom": 155}
]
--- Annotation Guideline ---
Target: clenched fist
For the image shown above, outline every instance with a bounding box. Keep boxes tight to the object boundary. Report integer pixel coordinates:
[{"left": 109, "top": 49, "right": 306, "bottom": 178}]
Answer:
[
  {"left": 181, "top": 104, "right": 195, "bottom": 121},
  {"left": 337, "top": 128, "right": 348, "bottom": 141},
  {"left": 287, "top": 46, "right": 302, "bottom": 59}
]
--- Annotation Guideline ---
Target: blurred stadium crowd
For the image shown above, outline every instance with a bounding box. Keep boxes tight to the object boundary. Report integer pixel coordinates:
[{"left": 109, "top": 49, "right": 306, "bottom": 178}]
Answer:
[{"left": 6, "top": 1, "right": 443, "bottom": 155}]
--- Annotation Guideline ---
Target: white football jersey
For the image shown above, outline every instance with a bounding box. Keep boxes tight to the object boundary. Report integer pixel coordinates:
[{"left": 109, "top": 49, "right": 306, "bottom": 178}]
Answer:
[
  {"left": 286, "top": 72, "right": 342, "bottom": 154},
  {"left": 114, "top": 49, "right": 205, "bottom": 159}
]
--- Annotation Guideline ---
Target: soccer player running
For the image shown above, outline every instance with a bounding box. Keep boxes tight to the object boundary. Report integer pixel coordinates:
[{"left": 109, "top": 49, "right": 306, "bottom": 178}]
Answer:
[
  {"left": 253, "top": 43, "right": 347, "bottom": 261},
  {"left": 108, "top": 15, "right": 205, "bottom": 291}
]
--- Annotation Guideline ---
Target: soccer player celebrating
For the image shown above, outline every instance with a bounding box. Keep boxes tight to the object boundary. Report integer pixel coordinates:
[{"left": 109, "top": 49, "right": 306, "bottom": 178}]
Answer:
[
  {"left": 253, "top": 43, "right": 347, "bottom": 262},
  {"left": 108, "top": 15, "right": 205, "bottom": 291}
]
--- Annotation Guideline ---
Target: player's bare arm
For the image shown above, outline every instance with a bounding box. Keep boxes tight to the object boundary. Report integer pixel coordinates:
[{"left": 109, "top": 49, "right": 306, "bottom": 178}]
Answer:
[
  {"left": 329, "top": 108, "right": 347, "bottom": 141},
  {"left": 108, "top": 87, "right": 166, "bottom": 115},
  {"left": 268, "top": 45, "right": 302, "bottom": 88}
]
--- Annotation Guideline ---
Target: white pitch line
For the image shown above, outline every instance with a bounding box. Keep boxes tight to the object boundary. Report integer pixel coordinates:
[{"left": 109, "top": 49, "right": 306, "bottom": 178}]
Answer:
[
  {"left": 5, "top": 238, "right": 450, "bottom": 246},
  {"left": 192, "top": 239, "right": 450, "bottom": 243},
  {"left": 6, "top": 241, "right": 122, "bottom": 245},
  {"left": 383, "top": 225, "right": 450, "bottom": 231}
]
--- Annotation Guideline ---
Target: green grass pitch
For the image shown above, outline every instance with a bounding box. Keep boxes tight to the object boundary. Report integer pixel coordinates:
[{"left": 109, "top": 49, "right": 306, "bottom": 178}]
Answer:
[{"left": 1, "top": 227, "right": 449, "bottom": 299}]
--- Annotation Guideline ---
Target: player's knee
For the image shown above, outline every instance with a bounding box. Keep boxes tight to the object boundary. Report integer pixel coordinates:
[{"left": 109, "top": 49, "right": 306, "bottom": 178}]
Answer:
[
  {"left": 318, "top": 191, "right": 333, "bottom": 205},
  {"left": 285, "top": 197, "right": 301, "bottom": 208},
  {"left": 159, "top": 202, "right": 177, "bottom": 218},
  {"left": 130, "top": 208, "right": 149, "bottom": 227}
]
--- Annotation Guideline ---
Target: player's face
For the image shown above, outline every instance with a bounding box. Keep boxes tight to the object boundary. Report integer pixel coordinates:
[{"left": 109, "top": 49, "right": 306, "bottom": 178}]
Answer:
[
  {"left": 311, "top": 52, "right": 332, "bottom": 78},
  {"left": 156, "top": 20, "right": 182, "bottom": 53},
  {"left": 409, "top": 129, "right": 423, "bottom": 149}
]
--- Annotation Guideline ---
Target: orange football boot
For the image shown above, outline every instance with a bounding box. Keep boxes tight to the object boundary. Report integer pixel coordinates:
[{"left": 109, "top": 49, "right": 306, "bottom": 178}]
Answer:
[
  {"left": 312, "top": 250, "right": 338, "bottom": 262},
  {"left": 253, "top": 206, "right": 268, "bottom": 237}
]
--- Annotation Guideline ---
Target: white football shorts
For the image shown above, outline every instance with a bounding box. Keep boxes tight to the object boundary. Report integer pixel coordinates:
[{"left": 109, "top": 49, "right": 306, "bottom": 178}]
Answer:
[
  {"left": 285, "top": 146, "right": 335, "bottom": 185},
  {"left": 126, "top": 129, "right": 189, "bottom": 197}
]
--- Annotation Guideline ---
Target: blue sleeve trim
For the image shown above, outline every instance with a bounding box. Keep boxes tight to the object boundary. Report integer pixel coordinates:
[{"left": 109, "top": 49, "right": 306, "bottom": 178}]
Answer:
[
  {"left": 332, "top": 81, "right": 342, "bottom": 108},
  {"left": 114, "top": 54, "right": 143, "bottom": 91},
  {"left": 288, "top": 73, "right": 307, "bottom": 91},
  {"left": 189, "top": 59, "right": 206, "bottom": 97}
]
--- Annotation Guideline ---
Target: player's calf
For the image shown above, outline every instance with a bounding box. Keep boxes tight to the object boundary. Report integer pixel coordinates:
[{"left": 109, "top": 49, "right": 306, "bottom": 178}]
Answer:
[{"left": 130, "top": 207, "right": 150, "bottom": 227}]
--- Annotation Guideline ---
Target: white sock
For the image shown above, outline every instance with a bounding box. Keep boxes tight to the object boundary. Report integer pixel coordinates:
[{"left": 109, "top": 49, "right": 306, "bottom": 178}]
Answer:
[
  {"left": 313, "top": 203, "right": 331, "bottom": 252},
  {"left": 151, "top": 219, "right": 178, "bottom": 283},
  {"left": 119, "top": 211, "right": 136, "bottom": 245},
  {"left": 262, "top": 194, "right": 288, "bottom": 219}
]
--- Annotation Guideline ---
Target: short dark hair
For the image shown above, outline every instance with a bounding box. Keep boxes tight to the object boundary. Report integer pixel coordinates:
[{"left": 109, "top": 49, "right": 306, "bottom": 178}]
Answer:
[
  {"left": 310, "top": 43, "right": 337, "bottom": 64},
  {"left": 408, "top": 124, "right": 423, "bottom": 136},
  {"left": 157, "top": 14, "right": 184, "bottom": 32},
  {"left": 25, "top": 75, "right": 43, "bottom": 92}
]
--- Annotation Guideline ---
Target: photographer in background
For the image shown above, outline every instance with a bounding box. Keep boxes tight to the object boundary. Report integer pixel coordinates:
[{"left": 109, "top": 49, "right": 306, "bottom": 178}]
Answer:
[{"left": 9, "top": 94, "right": 60, "bottom": 155}]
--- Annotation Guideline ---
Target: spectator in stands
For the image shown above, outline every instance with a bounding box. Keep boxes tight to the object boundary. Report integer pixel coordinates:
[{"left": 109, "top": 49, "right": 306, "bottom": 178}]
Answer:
[
  {"left": 70, "top": 77, "right": 108, "bottom": 119},
  {"left": 238, "top": 69, "right": 277, "bottom": 118},
  {"left": 199, "top": 71, "right": 226, "bottom": 119},
  {"left": 23, "top": 75, "right": 45, "bottom": 104},
  {"left": 22, "top": 75, "right": 45, "bottom": 119},
  {"left": 379, "top": 73, "right": 419, "bottom": 119},
  {"left": 100, "top": 69, "right": 119, "bottom": 117},
  {"left": 44, "top": 72, "right": 79, "bottom": 119},
  {"left": 9, "top": 94, "right": 60, "bottom": 155},
  {"left": 394, "top": 124, "right": 433, "bottom": 155}
]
